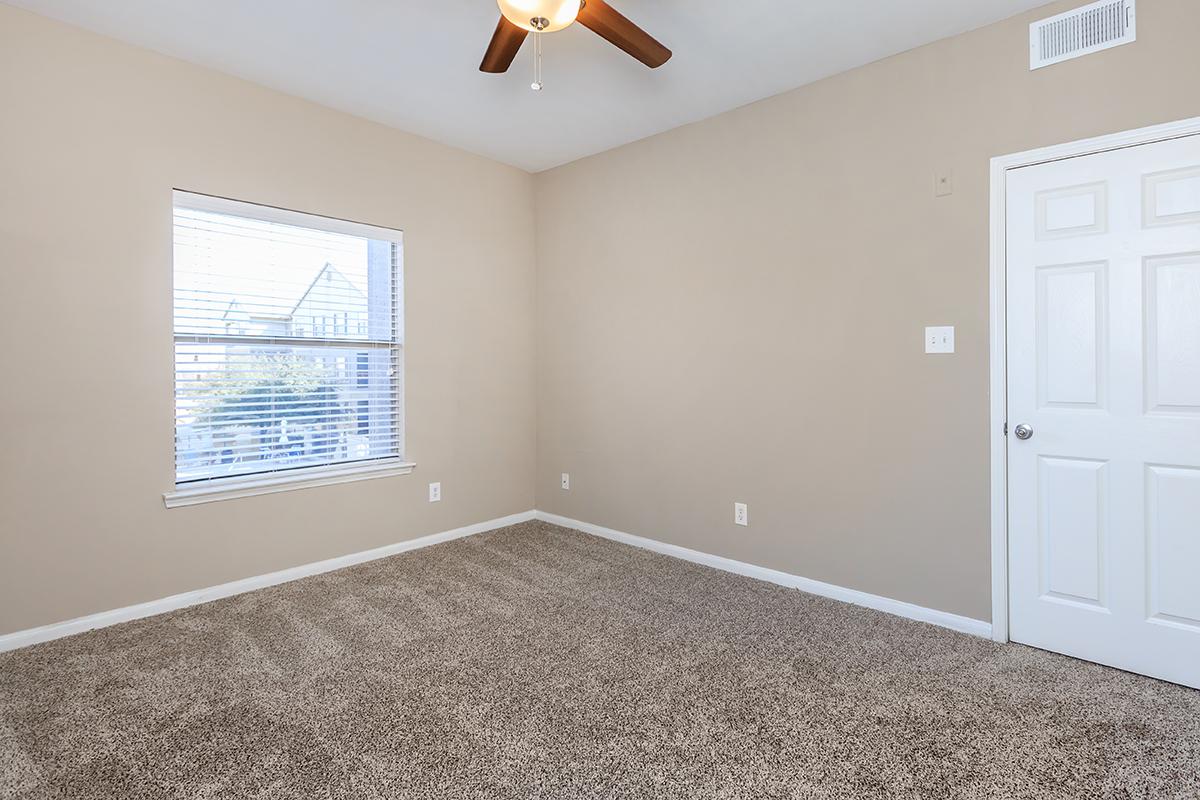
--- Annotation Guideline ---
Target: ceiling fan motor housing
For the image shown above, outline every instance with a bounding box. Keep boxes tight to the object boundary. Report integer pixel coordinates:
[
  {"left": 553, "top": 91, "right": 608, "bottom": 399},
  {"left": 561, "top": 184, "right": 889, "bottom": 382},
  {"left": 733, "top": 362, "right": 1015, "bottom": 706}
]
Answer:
[
  {"left": 497, "top": 0, "right": 582, "bottom": 33},
  {"left": 482, "top": 0, "right": 672, "bottom": 74}
]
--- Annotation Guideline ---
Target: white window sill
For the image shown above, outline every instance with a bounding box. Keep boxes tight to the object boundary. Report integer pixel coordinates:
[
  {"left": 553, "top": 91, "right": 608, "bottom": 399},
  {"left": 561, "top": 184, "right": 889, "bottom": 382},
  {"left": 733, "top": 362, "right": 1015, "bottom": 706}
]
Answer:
[{"left": 163, "top": 460, "right": 416, "bottom": 508}]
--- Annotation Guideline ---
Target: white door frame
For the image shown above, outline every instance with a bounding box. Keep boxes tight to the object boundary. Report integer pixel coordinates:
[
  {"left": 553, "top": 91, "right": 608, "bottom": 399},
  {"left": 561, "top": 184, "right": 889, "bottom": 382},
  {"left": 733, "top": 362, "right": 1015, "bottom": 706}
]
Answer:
[{"left": 988, "top": 115, "right": 1200, "bottom": 644}]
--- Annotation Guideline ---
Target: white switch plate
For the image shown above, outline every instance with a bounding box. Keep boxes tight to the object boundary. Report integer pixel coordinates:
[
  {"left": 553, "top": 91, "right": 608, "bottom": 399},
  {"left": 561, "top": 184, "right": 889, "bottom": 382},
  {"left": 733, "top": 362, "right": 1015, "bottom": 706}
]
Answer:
[
  {"left": 561, "top": 473, "right": 570, "bottom": 491},
  {"left": 734, "top": 502, "right": 748, "bottom": 527},
  {"left": 428, "top": 482, "right": 441, "bottom": 502},
  {"left": 925, "top": 326, "right": 955, "bottom": 354}
]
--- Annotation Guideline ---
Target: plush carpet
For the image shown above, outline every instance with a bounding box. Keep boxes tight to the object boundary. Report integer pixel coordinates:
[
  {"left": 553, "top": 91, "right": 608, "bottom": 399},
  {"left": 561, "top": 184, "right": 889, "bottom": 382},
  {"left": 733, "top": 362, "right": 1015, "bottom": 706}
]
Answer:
[{"left": 1, "top": 521, "right": 1197, "bottom": 799}]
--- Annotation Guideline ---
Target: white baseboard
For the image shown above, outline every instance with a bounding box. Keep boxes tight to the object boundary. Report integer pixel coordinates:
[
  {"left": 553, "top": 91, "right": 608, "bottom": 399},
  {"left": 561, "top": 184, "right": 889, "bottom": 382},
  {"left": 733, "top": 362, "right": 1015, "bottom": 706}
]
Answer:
[
  {"left": 0, "top": 510, "right": 536, "bottom": 654},
  {"left": 534, "top": 511, "right": 993, "bottom": 639},
  {"left": 1, "top": 508, "right": 991, "bottom": 654}
]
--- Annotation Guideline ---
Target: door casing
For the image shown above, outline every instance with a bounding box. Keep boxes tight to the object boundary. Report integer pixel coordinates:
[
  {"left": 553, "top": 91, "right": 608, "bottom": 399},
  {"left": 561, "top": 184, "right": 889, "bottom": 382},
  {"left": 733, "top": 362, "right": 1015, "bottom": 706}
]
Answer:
[{"left": 988, "top": 115, "right": 1200, "bottom": 644}]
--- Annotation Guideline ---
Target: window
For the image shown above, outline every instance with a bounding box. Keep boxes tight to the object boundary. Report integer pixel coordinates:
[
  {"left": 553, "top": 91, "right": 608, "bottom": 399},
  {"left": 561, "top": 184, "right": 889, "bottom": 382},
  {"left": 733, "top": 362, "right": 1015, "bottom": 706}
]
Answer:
[{"left": 168, "top": 191, "right": 408, "bottom": 505}]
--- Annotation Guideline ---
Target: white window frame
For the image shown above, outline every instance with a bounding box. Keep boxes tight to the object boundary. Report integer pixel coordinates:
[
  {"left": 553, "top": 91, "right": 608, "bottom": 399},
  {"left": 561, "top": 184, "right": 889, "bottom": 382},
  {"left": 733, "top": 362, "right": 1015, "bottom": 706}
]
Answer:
[{"left": 164, "top": 191, "right": 413, "bottom": 508}]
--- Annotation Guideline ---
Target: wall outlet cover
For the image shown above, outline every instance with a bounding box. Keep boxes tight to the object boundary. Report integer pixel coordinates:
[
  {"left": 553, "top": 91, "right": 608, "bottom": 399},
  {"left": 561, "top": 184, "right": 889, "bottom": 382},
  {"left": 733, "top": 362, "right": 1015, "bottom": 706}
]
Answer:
[
  {"left": 428, "top": 482, "right": 441, "bottom": 502},
  {"left": 561, "top": 473, "right": 570, "bottom": 491}
]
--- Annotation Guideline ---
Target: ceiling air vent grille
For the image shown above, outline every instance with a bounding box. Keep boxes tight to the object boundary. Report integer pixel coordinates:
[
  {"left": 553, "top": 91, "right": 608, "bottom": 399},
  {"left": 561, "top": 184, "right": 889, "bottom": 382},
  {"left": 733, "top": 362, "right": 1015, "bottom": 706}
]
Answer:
[{"left": 1030, "top": 0, "right": 1136, "bottom": 70}]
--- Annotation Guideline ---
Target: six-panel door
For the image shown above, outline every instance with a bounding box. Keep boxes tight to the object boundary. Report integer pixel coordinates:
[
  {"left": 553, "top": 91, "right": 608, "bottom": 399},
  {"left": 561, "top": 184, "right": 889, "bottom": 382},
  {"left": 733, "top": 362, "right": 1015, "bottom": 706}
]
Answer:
[{"left": 1007, "top": 134, "right": 1200, "bottom": 689}]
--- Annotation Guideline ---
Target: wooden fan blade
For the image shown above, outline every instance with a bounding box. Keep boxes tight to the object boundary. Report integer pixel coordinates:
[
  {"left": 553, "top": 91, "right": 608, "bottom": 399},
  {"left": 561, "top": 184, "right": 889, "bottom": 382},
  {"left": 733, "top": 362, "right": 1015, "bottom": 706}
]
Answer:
[
  {"left": 480, "top": 15, "right": 529, "bottom": 73},
  {"left": 577, "top": 0, "right": 671, "bottom": 69}
]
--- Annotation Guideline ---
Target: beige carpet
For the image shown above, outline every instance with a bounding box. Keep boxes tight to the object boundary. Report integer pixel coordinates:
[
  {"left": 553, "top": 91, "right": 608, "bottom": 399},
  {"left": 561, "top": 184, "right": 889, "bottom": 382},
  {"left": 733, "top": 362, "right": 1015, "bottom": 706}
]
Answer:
[{"left": 1, "top": 521, "right": 1198, "bottom": 799}]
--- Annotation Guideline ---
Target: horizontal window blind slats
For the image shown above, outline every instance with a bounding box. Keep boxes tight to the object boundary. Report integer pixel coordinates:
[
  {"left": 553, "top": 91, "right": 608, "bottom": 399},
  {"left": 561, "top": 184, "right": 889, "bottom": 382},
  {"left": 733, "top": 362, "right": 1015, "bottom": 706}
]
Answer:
[
  {"left": 176, "top": 431, "right": 403, "bottom": 446},
  {"left": 173, "top": 195, "right": 403, "bottom": 486},
  {"left": 175, "top": 429, "right": 403, "bottom": 444},
  {"left": 175, "top": 440, "right": 403, "bottom": 459},
  {"left": 175, "top": 432, "right": 403, "bottom": 450},
  {"left": 175, "top": 388, "right": 397, "bottom": 399},
  {"left": 175, "top": 396, "right": 397, "bottom": 406},
  {"left": 175, "top": 410, "right": 399, "bottom": 425},
  {"left": 175, "top": 440, "right": 403, "bottom": 463},
  {"left": 175, "top": 287, "right": 375, "bottom": 300},
  {"left": 173, "top": 346, "right": 400, "bottom": 354},
  {"left": 174, "top": 364, "right": 398, "bottom": 377},
  {"left": 175, "top": 388, "right": 396, "bottom": 398},
  {"left": 175, "top": 419, "right": 396, "bottom": 431},
  {"left": 176, "top": 455, "right": 406, "bottom": 485}
]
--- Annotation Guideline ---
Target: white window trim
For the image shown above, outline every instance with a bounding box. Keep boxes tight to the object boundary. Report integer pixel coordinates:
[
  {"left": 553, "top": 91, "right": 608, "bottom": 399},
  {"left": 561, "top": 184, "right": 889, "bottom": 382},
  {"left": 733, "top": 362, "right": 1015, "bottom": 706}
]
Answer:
[
  {"left": 164, "top": 459, "right": 416, "bottom": 508},
  {"left": 168, "top": 190, "right": 409, "bottom": 507},
  {"left": 173, "top": 190, "right": 406, "bottom": 243}
]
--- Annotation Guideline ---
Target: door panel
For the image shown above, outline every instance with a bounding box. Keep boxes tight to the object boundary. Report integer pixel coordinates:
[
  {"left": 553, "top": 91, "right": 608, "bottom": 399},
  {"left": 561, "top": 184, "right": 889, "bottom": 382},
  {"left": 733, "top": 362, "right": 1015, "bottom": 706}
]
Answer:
[
  {"left": 1007, "top": 134, "right": 1200, "bottom": 689},
  {"left": 1145, "top": 254, "right": 1200, "bottom": 413},
  {"left": 1038, "top": 456, "right": 1107, "bottom": 608},
  {"left": 1143, "top": 166, "right": 1200, "bottom": 226},
  {"left": 1036, "top": 262, "right": 1106, "bottom": 409},
  {"left": 1146, "top": 465, "right": 1200, "bottom": 628}
]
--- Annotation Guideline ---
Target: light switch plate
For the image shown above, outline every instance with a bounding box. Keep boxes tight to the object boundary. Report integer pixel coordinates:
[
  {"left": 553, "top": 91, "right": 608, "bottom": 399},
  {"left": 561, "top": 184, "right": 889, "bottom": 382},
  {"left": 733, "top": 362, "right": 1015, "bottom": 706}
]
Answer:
[{"left": 925, "top": 326, "right": 955, "bottom": 354}]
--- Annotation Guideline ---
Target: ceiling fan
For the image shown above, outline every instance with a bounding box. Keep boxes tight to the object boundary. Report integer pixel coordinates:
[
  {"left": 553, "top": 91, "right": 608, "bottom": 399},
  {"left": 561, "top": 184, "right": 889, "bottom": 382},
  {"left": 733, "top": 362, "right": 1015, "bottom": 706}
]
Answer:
[{"left": 480, "top": 0, "right": 671, "bottom": 78}]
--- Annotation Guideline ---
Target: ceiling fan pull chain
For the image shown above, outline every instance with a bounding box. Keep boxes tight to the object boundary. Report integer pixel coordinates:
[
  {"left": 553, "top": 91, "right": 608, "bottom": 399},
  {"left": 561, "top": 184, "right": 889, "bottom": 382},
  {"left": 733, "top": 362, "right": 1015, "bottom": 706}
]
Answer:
[{"left": 532, "top": 31, "right": 544, "bottom": 92}]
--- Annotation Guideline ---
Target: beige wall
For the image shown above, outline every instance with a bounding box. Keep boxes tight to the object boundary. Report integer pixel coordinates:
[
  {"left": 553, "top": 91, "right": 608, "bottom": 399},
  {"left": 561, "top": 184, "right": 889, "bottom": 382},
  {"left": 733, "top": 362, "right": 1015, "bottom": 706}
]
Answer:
[
  {"left": 4, "top": 0, "right": 1198, "bottom": 637},
  {"left": 533, "top": 0, "right": 1200, "bottom": 621},
  {"left": 0, "top": 6, "right": 536, "bottom": 635}
]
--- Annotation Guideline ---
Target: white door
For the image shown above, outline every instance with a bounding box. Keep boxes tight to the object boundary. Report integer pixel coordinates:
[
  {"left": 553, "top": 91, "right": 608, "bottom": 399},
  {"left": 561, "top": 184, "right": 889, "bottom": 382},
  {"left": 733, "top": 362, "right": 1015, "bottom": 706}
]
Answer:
[{"left": 1007, "top": 133, "right": 1200, "bottom": 689}]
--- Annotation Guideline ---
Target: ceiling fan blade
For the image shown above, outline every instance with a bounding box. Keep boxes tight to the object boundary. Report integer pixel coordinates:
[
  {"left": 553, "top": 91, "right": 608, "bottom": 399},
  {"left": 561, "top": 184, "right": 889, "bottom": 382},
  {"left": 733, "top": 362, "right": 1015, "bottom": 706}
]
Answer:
[
  {"left": 480, "top": 15, "right": 529, "bottom": 73},
  {"left": 577, "top": 0, "right": 671, "bottom": 69}
]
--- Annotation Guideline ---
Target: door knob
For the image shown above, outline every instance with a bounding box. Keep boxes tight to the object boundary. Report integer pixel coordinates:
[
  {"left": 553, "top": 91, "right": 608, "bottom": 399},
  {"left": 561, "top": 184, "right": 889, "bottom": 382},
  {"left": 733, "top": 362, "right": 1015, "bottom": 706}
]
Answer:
[{"left": 1014, "top": 424, "right": 1034, "bottom": 441}]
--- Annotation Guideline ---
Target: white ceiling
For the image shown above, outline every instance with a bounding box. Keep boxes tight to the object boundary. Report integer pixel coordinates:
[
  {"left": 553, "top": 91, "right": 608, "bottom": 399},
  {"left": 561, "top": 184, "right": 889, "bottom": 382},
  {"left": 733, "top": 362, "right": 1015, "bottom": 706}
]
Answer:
[{"left": 5, "top": 0, "right": 1050, "bottom": 171}]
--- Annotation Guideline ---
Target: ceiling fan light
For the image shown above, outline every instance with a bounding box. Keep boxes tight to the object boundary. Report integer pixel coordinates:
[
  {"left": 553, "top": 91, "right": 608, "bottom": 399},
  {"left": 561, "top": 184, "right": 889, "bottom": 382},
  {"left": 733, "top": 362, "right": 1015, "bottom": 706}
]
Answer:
[{"left": 496, "top": 0, "right": 580, "bottom": 33}]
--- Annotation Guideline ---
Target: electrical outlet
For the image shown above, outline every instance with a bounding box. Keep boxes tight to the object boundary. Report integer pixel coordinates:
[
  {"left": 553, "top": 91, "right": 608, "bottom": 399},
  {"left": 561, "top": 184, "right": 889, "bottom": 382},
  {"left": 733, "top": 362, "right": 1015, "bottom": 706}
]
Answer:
[
  {"left": 428, "top": 482, "right": 441, "bottom": 503},
  {"left": 561, "top": 473, "right": 570, "bottom": 491},
  {"left": 734, "top": 502, "right": 748, "bottom": 527}
]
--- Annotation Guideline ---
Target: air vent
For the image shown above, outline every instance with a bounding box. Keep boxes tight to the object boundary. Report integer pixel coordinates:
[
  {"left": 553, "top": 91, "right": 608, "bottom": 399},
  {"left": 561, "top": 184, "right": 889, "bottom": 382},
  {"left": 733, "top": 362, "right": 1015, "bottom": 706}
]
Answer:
[{"left": 1030, "top": 0, "right": 1136, "bottom": 70}]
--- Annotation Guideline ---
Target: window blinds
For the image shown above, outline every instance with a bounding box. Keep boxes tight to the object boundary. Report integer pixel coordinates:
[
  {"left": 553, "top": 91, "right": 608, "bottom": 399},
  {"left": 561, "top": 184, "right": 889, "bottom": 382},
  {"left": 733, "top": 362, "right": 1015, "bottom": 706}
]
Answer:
[{"left": 172, "top": 192, "right": 403, "bottom": 485}]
